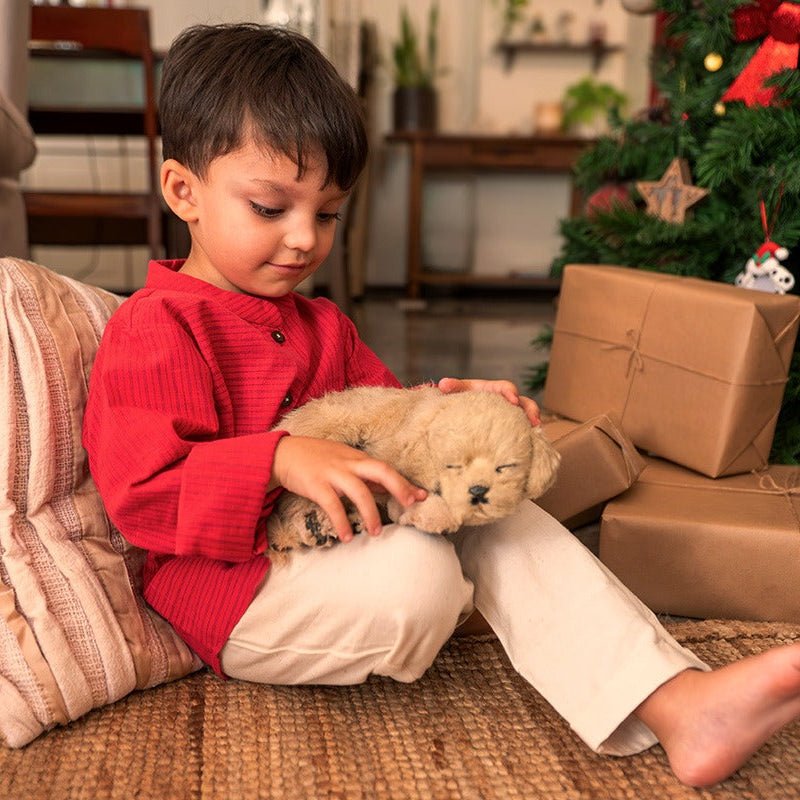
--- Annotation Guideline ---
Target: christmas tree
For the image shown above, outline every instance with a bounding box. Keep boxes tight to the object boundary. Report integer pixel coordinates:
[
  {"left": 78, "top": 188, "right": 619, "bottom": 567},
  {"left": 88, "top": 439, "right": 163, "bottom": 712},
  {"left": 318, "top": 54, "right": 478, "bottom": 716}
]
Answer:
[{"left": 536, "top": 0, "right": 800, "bottom": 464}]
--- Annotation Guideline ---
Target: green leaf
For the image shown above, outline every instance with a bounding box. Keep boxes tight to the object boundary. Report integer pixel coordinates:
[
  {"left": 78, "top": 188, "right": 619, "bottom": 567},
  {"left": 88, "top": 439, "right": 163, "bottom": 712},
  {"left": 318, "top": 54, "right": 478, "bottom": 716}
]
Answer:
[{"left": 392, "top": 4, "right": 439, "bottom": 88}]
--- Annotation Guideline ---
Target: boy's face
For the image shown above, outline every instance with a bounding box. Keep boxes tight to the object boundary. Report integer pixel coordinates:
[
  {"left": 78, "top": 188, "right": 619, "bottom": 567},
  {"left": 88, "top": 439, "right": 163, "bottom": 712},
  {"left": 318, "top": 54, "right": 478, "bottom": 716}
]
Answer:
[{"left": 177, "top": 139, "right": 348, "bottom": 297}]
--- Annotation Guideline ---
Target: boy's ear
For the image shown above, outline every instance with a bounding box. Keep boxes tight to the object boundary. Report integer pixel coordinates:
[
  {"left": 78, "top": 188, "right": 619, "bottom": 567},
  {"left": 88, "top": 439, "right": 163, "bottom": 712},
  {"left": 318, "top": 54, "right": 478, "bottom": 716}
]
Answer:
[{"left": 161, "top": 159, "right": 200, "bottom": 223}]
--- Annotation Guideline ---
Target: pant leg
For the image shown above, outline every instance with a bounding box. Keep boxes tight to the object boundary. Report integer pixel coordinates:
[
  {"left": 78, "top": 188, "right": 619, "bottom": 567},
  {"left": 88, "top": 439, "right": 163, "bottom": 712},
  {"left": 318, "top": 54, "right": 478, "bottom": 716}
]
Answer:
[
  {"left": 220, "top": 524, "right": 474, "bottom": 685},
  {"left": 452, "top": 500, "right": 708, "bottom": 756}
]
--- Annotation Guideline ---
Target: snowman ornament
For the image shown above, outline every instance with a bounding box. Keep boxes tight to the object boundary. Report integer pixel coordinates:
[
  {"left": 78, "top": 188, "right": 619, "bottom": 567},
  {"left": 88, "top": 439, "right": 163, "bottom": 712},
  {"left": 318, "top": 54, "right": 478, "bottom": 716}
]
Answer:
[{"left": 735, "top": 241, "right": 795, "bottom": 294}]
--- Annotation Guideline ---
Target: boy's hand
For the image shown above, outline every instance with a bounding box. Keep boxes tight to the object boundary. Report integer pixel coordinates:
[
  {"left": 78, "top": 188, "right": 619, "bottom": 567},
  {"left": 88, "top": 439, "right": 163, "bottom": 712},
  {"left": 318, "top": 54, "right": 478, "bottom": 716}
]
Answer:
[
  {"left": 271, "top": 436, "right": 427, "bottom": 543},
  {"left": 437, "top": 376, "right": 541, "bottom": 427}
]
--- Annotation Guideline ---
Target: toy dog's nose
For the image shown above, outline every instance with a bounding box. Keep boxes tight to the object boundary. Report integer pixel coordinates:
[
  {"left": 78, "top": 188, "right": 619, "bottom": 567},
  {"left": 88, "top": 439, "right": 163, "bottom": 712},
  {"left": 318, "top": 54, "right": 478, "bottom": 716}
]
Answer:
[{"left": 469, "top": 485, "right": 489, "bottom": 505}]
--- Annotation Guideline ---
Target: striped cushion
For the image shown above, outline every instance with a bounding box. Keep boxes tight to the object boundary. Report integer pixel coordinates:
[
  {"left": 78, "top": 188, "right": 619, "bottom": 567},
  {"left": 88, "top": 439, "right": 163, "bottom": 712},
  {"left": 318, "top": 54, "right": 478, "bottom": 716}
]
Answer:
[{"left": 0, "top": 258, "right": 200, "bottom": 748}]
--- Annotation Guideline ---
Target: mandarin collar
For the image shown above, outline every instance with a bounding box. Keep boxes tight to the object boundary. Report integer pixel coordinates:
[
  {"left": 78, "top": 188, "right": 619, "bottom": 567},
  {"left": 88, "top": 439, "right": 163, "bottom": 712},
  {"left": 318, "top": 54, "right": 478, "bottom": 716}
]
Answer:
[{"left": 145, "top": 260, "right": 294, "bottom": 325}]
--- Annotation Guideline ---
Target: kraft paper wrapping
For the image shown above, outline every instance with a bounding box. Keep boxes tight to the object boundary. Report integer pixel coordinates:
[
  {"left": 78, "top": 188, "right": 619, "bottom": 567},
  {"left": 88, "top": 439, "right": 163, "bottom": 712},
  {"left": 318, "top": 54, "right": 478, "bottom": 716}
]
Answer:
[
  {"left": 537, "top": 415, "right": 645, "bottom": 528},
  {"left": 600, "top": 458, "right": 800, "bottom": 623},
  {"left": 543, "top": 265, "right": 800, "bottom": 478}
]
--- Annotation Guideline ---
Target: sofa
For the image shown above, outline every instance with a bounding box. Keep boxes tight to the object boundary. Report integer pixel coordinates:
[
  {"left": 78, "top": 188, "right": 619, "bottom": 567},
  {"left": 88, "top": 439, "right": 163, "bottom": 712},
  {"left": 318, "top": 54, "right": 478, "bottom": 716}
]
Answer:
[{"left": 0, "top": 0, "right": 36, "bottom": 259}]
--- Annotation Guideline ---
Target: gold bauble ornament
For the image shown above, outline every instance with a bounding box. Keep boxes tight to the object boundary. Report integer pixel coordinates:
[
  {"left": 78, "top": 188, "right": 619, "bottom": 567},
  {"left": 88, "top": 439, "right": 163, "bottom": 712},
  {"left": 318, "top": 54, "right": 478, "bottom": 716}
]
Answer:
[
  {"left": 704, "top": 52, "right": 723, "bottom": 72},
  {"left": 714, "top": 101, "right": 726, "bottom": 116}
]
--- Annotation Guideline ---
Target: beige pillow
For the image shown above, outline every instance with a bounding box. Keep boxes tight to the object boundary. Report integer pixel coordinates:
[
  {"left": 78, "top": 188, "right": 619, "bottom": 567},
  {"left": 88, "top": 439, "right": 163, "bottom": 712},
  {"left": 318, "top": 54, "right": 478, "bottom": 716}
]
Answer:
[
  {"left": 0, "top": 257, "right": 200, "bottom": 748},
  {"left": 0, "top": 92, "right": 36, "bottom": 178}
]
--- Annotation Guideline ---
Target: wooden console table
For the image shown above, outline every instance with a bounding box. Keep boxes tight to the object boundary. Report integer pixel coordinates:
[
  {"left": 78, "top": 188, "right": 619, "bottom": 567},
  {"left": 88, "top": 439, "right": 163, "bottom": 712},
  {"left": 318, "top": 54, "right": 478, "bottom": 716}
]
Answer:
[{"left": 386, "top": 132, "right": 594, "bottom": 298}]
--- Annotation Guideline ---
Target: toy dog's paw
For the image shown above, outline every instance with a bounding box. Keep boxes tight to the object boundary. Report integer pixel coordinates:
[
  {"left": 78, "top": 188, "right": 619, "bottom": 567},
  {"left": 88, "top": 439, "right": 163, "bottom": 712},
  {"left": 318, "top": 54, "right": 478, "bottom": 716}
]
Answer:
[
  {"left": 269, "top": 494, "right": 371, "bottom": 561},
  {"left": 311, "top": 499, "right": 374, "bottom": 540},
  {"left": 388, "top": 495, "right": 460, "bottom": 535},
  {"left": 268, "top": 494, "right": 337, "bottom": 559},
  {"left": 300, "top": 505, "right": 340, "bottom": 547}
]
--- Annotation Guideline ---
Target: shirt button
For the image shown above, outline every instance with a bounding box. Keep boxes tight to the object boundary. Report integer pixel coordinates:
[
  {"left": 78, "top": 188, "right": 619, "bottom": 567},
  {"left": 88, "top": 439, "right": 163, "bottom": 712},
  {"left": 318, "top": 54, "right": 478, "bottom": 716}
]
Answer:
[
  {"left": 271, "top": 330, "right": 286, "bottom": 344},
  {"left": 281, "top": 393, "right": 292, "bottom": 407}
]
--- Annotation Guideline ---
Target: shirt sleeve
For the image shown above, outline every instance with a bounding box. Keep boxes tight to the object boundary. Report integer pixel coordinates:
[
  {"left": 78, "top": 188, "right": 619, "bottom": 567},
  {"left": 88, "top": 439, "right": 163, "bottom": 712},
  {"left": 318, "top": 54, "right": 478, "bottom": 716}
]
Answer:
[{"left": 83, "top": 302, "right": 285, "bottom": 563}]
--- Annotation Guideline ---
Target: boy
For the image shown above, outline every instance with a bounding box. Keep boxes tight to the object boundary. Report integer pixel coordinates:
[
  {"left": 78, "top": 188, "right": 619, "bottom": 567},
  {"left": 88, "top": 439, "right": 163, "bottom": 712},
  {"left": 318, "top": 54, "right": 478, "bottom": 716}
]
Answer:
[{"left": 83, "top": 23, "right": 800, "bottom": 788}]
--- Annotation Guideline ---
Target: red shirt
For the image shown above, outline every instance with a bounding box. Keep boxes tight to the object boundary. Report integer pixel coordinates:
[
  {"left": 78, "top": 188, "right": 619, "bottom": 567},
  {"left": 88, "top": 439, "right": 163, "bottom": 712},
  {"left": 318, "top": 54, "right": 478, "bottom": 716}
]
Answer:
[{"left": 83, "top": 260, "right": 400, "bottom": 674}]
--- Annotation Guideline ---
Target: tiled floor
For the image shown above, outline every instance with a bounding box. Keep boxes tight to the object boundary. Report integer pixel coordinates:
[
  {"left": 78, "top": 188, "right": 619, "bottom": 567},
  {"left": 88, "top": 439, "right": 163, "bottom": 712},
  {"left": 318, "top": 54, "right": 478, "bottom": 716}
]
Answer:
[{"left": 351, "top": 293, "right": 557, "bottom": 394}]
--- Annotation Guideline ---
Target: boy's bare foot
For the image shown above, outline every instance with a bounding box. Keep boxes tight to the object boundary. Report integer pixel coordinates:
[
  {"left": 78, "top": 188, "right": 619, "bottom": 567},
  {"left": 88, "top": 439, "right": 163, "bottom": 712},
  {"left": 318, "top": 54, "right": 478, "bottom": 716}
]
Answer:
[{"left": 634, "top": 643, "right": 800, "bottom": 787}]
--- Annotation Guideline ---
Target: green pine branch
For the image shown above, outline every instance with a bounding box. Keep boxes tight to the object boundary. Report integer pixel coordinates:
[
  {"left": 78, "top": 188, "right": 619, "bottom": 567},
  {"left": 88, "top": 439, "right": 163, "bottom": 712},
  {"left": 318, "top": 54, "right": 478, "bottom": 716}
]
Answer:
[{"left": 538, "top": 0, "right": 800, "bottom": 463}]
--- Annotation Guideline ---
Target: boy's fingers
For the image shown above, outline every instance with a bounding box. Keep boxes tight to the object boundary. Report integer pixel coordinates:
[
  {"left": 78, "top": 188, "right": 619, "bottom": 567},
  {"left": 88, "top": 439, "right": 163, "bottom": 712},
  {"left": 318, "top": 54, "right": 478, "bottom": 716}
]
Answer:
[
  {"left": 338, "top": 476, "right": 383, "bottom": 536},
  {"left": 493, "top": 380, "right": 521, "bottom": 404},
  {"left": 357, "top": 460, "right": 426, "bottom": 508},
  {"left": 518, "top": 395, "right": 541, "bottom": 426},
  {"left": 315, "top": 491, "right": 354, "bottom": 543},
  {"left": 439, "top": 377, "right": 521, "bottom": 405},
  {"left": 437, "top": 376, "right": 464, "bottom": 393}
]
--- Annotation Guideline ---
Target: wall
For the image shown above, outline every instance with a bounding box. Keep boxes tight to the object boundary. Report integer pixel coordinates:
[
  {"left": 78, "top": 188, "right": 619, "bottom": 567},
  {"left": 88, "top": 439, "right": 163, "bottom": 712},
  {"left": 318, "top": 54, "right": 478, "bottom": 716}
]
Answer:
[
  {"left": 21, "top": 0, "right": 653, "bottom": 291},
  {"left": 361, "top": 0, "right": 652, "bottom": 287}
]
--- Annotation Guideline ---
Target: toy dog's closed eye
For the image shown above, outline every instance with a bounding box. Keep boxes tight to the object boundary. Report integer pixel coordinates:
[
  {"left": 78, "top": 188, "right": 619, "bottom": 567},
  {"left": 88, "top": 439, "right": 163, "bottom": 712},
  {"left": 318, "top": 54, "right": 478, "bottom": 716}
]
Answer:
[{"left": 446, "top": 462, "right": 518, "bottom": 472}]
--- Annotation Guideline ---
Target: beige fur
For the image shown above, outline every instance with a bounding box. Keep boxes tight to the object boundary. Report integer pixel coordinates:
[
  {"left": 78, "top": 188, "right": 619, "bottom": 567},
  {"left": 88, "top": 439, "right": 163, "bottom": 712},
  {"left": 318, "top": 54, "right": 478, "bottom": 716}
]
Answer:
[{"left": 268, "top": 386, "right": 560, "bottom": 557}]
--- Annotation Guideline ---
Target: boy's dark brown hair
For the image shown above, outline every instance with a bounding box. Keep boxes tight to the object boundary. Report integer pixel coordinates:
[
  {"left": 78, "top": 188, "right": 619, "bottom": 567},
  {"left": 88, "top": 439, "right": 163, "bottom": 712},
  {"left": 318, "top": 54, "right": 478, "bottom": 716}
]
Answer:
[{"left": 159, "top": 23, "right": 368, "bottom": 190}]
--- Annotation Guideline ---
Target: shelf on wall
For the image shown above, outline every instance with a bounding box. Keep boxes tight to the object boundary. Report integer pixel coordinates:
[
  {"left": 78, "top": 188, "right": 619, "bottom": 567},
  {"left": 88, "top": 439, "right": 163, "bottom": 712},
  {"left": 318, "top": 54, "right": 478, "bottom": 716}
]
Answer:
[{"left": 494, "top": 40, "right": 623, "bottom": 72}]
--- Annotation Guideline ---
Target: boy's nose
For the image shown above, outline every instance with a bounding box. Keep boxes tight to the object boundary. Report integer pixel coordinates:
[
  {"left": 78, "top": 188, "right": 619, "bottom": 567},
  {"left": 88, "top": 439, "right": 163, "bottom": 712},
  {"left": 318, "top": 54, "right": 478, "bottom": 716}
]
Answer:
[{"left": 283, "top": 220, "right": 316, "bottom": 254}]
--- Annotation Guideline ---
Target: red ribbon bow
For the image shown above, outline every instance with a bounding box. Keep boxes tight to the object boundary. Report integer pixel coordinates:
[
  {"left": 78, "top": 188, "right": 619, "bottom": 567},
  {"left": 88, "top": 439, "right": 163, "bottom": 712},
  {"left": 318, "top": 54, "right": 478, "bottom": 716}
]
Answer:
[{"left": 722, "top": 0, "right": 800, "bottom": 106}]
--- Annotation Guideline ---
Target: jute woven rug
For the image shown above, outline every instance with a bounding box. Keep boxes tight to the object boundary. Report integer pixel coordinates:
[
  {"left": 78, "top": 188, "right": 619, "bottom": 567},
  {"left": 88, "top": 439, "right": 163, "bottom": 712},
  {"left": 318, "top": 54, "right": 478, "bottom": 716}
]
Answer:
[{"left": 2, "top": 619, "right": 800, "bottom": 800}]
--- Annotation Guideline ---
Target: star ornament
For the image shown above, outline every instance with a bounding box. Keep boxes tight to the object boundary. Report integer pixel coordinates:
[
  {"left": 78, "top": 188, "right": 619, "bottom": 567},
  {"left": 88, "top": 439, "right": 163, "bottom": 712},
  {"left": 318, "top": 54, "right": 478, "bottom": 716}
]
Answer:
[{"left": 636, "top": 158, "right": 709, "bottom": 224}]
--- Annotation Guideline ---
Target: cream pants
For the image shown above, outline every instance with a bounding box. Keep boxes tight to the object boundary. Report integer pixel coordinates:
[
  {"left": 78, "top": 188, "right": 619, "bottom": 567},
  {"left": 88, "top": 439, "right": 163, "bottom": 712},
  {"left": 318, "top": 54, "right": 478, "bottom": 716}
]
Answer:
[{"left": 220, "top": 501, "right": 706, "bottom": 755}]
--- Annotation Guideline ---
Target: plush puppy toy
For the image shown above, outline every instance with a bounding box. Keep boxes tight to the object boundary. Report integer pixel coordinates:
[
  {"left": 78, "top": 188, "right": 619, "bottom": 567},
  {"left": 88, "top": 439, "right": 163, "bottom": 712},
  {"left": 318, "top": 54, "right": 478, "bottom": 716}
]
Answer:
[{"left": 267, "top": 386, "right": 560, "bottom": 558}]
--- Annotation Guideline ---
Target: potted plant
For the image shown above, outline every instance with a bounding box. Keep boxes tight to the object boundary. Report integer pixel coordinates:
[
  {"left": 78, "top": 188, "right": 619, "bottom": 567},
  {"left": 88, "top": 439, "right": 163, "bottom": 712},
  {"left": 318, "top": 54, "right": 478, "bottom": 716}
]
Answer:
[
  {"left": 391, "top": 3, "right": 439, "bottom": 132},
  {"left": 493, "top": 0, "right": 531, "bottom": 40},
  {"left": 561, "top": 77, "right": 627, "bottom": 137}
]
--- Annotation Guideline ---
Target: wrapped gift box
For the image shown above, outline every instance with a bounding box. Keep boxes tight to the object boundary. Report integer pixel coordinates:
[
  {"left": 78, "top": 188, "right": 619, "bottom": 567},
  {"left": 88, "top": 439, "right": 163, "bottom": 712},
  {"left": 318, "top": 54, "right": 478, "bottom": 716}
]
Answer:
[
  {"left": 543, "top": 265, "right": 800, "bottom": 477},
  {"left": 600, "top": 458, "right": 800, "bottom": 623},
  {"left": 537, "top": 414, "right": 645, "bottom": 528}
]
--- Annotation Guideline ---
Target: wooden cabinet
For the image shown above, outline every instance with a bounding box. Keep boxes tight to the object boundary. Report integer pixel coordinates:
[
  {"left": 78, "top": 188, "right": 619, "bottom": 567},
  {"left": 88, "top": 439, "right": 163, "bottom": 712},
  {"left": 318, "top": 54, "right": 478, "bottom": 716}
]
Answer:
[{"left": 386, "top": 132, "right": 594, "bottom": 298}]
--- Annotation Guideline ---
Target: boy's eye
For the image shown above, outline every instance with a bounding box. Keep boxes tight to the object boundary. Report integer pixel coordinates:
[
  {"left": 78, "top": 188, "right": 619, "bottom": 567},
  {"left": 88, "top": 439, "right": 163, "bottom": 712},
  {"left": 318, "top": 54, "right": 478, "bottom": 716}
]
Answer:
[
  {"left": 249, "top": 202, "right": 341, "bottom": 224},
  {"left": 250, "top": 201, "right": 282, "bottom": 218}
]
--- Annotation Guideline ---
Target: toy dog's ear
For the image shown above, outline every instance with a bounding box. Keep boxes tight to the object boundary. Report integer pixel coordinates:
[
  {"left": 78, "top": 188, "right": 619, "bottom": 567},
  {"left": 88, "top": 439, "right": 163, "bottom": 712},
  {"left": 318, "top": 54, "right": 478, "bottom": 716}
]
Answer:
[{"left": 525, "top": 428, "right": 561, "bottom": 499}]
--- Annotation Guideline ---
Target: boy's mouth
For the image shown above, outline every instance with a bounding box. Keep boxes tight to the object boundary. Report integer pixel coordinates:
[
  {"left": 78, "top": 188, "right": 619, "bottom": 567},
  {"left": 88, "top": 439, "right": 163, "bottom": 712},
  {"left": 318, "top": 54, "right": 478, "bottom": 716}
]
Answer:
[{"left": 268, "top": 262, "right": 308, "bottom": 271}]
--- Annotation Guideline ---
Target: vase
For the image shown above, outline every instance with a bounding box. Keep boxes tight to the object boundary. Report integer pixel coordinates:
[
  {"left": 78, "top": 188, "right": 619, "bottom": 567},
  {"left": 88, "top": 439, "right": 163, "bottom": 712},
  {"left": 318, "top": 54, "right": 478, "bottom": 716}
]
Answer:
[{"left": 392, "top": 86, "right": 437, "bottom": 133}]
